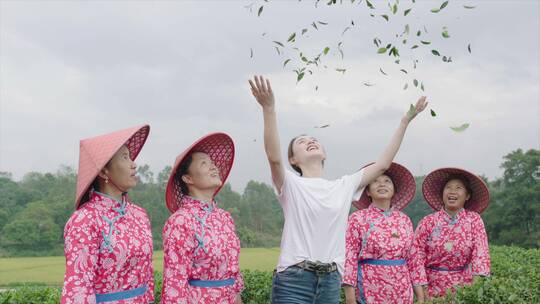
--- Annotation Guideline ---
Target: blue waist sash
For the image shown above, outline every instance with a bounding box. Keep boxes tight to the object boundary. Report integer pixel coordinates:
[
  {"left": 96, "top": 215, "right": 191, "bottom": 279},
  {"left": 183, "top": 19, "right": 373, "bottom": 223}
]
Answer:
[
  {"left": 427, "top": 264, "right": 469, "bottom": 272},
  {"left": 95, "top": 284, "right": 147, "bottom": 303},
  {"left": 360, "top": 259, "right": 407, "bottom": 266},
  {"left": 357, "top": 259, "right": 406, "bottom": 304},
  {"left": 188, "top": 278, "right": 235, "bottom": 288}
]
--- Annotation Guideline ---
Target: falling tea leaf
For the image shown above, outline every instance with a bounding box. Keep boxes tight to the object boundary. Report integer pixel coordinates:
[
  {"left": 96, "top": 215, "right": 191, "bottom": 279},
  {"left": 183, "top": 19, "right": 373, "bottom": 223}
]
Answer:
[
  {"left": 450, "top": 123, "right": 470, "bottom": 132},
  {"left": 283, "top": 59, "right": 291, "bottom": 67},
  {"left": 287, "top": 33, "right": 296, "bottom": 43},
  {"left": 323, "top": 47, "right": 330, "bottom": 55}
]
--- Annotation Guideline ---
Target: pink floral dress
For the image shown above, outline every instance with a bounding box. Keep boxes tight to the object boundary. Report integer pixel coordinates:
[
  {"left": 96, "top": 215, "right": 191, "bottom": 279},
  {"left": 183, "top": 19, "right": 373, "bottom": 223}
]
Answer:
[
  {"left": 61, "top": 191, "right": 154, "bottom": 304},
  {"left": 344, "top": 205, "right": 415, "bottom": 304},
  {"left": 410, "top": 208, "right": 491, "bottom": 298},
  {"left": 161, "top": 196, "right": 244, "bottom": 304}
]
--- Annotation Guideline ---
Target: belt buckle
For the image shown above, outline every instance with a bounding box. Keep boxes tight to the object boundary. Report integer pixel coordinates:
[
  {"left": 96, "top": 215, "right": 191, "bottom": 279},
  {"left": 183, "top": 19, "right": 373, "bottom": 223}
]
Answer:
[{"left": 313, "top": 261, "right": 329, "bottom": 275}]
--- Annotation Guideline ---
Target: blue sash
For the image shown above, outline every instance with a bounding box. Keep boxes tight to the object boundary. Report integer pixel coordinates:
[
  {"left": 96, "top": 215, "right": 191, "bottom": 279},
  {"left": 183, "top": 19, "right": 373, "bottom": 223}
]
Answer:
[
  {"left": 95, "top": 285, "right": 147, "bottom": 303},
  {"left": 427, "top": 264, "right": 469, "bottom": 272},
  {"left": 188, "top": 278, "right": 235, "bottom": 288}
]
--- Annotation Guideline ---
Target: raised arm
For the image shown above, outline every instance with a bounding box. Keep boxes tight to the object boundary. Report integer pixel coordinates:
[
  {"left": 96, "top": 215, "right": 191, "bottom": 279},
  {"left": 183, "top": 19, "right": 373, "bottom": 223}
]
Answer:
[
  {"left": 359, "top": 96, "right": 427, "bottom": 188},
  {"left": 249, "top": 75, "right": 285, "bottom": 190}
]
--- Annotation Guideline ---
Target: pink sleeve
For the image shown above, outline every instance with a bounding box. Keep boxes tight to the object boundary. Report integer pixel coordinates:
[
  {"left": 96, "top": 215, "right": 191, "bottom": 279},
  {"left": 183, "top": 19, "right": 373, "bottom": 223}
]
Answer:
[
  {"left": 233, "top": 269, "right": 245, "bottom": 294},
  {"left": 228, "top": 213, "right": 244, "bottom": 294},
  {"left": 146, "top": 215, "right": 155, "bottom": 303},
  {"left": 61, "top": 213, "right": 100, "bottom": 304},
  {"left": 161, "top": 215, "right": 193, "bottom": 304},
  {"left": 409, "top": 217, "right": 429, "bottom": 286},
  {"left": 343, "top": 213, "right": 362, "bottom": 286},
  {"left": 404, "top": 217, "right": 418, "bottom": 283},
  {"left": 471, "top": 214, "right": 491, "bottom": 276}
]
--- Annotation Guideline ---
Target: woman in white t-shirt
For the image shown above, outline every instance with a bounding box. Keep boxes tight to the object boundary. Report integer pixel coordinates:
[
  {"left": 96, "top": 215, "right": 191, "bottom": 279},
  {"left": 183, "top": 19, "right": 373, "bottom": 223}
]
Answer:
[{"left": 248, "top": 75, "right": 427, "bottom": 304}]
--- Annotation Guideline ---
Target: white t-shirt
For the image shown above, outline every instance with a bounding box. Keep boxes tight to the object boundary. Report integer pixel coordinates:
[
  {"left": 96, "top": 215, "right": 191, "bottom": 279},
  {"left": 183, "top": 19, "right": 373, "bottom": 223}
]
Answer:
[{"left": 275, "top": 168, "right": 365, "bottom": 275}]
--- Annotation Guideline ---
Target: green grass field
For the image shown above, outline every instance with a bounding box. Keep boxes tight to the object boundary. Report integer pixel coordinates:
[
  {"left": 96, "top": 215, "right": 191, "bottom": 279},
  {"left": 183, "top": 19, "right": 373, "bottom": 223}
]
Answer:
[{"left": 0, "top": 248, "right": 280, "bottom": 287}]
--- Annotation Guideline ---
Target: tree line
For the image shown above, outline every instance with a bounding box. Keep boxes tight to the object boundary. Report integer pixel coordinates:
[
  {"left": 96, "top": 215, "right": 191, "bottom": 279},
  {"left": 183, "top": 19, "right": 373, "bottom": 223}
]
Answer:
[{"left": 0, "top": 148, "right": 538, "bottom": 257}]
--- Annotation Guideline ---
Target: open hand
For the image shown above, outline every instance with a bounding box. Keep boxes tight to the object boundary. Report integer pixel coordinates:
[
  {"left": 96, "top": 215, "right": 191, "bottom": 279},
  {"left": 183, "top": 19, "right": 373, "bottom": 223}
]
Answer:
[
  {"left": 249, "top": 75, "right": 275, "bottom": 110},
  {"left": 405, "top": 96, "right": 428, "bottom": 123}
]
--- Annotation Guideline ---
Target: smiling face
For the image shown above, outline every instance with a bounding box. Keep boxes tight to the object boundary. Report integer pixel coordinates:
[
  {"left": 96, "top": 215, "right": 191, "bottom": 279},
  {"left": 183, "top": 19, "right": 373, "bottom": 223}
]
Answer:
[
  {"left": 181, "top": 152, "right": 222, "bottom": 193},
  {"left": 366, "top": 174, "right": 395, "bottom": 202},
  {"left": 288, "top": 135, "right": 326, "bottom": 174},
  {"left": 442, "top": 178, "right": 471, "bottom": 212},
  {"left": 100, "top": 145, "right": 138, "bottom": 191}
]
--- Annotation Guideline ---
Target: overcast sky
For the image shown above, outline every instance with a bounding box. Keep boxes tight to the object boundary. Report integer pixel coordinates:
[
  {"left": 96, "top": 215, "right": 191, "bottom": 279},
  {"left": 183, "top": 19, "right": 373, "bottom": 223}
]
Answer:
[{"left": 1, "top": 0, "right": 539, "bottom": 192}]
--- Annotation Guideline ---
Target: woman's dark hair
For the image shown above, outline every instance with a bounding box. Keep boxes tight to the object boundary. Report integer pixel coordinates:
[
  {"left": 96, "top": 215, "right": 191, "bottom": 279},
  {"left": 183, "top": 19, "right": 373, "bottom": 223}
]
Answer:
[
  {"left": 287, "top": 135, "right": 304, "bottom": 175},
  {"left": 90, "top": 160, "right": 113, "bottom": 193},
  {"left": 176, "top": 153, "right": 195, "bottom": 195},
  {"left": 443, "top": 174, "right": 473, "bottom": 196}
]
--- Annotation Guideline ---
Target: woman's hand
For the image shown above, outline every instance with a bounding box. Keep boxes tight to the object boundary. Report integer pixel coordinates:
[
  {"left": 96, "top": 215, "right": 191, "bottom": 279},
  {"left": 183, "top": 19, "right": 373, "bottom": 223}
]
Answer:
[
  {"left": 344, "top": 285, "right": 356, "bottom": 304},
  {"left": 404, "top": 96, "right": 428, "bottom": 123},
  {"left": 249, "top": 75, "right": 275, "bottom": 110}
]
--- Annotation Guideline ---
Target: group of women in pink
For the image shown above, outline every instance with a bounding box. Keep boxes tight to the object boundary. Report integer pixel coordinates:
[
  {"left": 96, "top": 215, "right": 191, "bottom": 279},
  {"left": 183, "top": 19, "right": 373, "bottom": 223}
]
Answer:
[{"left": 61, "top": 76, "right": 490, "bottom": 304}]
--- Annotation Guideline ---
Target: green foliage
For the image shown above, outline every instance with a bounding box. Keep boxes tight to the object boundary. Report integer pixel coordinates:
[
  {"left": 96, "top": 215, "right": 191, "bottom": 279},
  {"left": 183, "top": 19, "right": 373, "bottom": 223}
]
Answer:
[
  {"left": 2, "top": 246, "right": 539, "bottom": 303},
  {"left": 0, "top": 286, "right": 60, "bottom": 304},
  {"left": 427, "top": 246, "right": 540, "bottom": 303},
  {"left": 240, "top": 269, "right": 273, "bottom": 304},
  {"left": 483, "top": 149, "right": 540, "bottom": 248}
]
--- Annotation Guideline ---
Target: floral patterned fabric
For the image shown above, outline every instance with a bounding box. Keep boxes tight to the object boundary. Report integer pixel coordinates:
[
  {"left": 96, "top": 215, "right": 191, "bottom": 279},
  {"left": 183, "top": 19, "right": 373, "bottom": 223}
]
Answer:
[
  {"left": 344, "top": 205, "right": 415, "bottom": 304},
  {"left": 410, "top": 208, "right": 491, "bottom": 298},
  {"left": 161, "top": 196, "right": 244, "bottom": 304},
  {"left": 61, "top": 191, "right": 154, "bottom": 304}
]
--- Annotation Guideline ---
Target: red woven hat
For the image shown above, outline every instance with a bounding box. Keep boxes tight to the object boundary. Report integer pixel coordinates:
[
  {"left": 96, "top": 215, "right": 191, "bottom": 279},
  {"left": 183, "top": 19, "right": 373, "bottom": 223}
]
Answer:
[
  {"left": 165, "top": 132, "right": 235, "bottom": 213},
  {"left": 353, "top": 162, "right": 416, "bottom": 211},
  {"left": 422, "top": 167, "right": 490, "bottom": 214},
  {"left": 75, "top": 124, "right": 150, "bottom": 209}
]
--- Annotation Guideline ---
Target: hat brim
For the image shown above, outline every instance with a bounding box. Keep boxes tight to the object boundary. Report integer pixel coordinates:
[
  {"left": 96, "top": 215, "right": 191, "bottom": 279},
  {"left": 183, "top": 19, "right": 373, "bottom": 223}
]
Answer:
[
  {"left": 75, "top": 124, "right": 150, "bottom": 209},
  {"left": 165, "top": 132, "right": 235, "bottom": 213},
  {"left": 422, "top": 167, "right": 490, "bottom": 213},
  {"left": 352, "top": 162, "right": 416, "bottom": 211}
]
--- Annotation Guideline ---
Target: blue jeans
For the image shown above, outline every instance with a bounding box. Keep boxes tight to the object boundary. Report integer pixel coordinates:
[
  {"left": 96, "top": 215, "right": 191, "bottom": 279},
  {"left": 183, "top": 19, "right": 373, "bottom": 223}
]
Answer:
[{"left": 271, "top": 266, "right": 342, "bottom": 304}]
